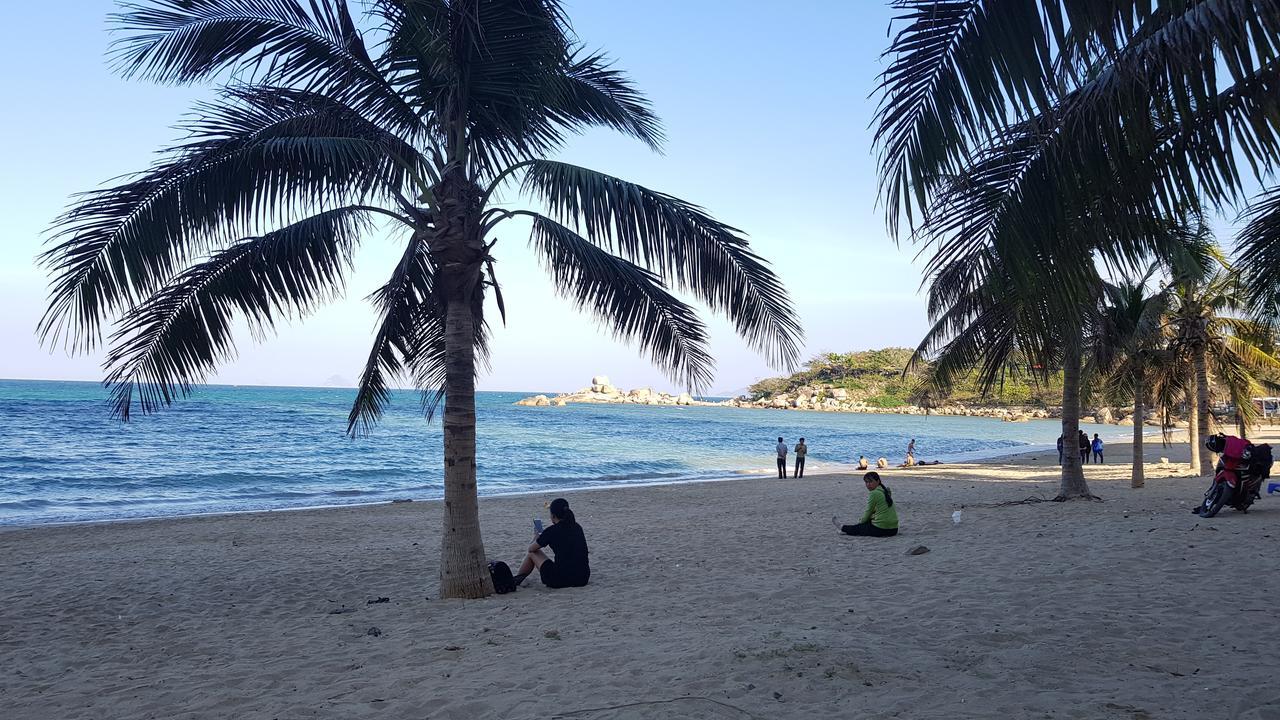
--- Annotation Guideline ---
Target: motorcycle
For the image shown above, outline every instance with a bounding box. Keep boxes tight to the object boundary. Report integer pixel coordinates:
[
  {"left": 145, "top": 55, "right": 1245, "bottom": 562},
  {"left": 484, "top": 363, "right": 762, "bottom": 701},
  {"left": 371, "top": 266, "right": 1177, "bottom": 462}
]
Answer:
[{"left": 1194, "top": 434, "right": 1274, "bottom": 518}]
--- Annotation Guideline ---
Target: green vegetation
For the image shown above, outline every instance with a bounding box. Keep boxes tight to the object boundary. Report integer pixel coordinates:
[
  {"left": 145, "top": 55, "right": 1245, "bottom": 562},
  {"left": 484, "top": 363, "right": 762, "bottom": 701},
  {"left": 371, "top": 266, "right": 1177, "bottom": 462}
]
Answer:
[{"left": 748, "top": 348, "right": 1061, "bottom": 408}]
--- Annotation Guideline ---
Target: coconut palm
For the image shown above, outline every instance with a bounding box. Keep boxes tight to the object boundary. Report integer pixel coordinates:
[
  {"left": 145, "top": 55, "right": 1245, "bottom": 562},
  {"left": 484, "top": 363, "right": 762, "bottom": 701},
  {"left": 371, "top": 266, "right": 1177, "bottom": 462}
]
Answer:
[
  {"left": 877, "top": 1, "right": 1280, "bottom": 495},
  {"left": 1166, "top": 270, "right": 1280, "bottom": 475},
  {"left": 908, "top": 242, "right": 1101, "bottom": 500},
  {"left": 37, "top": 0, "right": 801, "bottom": 598},
  {"left": 1091, "top": 273, "right": 1168, "bottom": 488}
]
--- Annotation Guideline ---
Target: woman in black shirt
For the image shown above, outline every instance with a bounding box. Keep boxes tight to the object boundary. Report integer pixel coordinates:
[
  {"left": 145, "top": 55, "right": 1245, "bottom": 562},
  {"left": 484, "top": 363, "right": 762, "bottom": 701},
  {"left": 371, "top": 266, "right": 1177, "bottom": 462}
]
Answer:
[{"left": 514, "top": 498, "right": 590, "bottom": 588}]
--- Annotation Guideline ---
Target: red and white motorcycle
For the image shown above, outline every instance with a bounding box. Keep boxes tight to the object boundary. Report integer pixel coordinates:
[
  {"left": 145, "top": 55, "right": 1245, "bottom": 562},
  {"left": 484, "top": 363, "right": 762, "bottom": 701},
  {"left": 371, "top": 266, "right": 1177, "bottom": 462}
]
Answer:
[{"left": 1194, "top": 434, "right": 1274, "bottom": 518}]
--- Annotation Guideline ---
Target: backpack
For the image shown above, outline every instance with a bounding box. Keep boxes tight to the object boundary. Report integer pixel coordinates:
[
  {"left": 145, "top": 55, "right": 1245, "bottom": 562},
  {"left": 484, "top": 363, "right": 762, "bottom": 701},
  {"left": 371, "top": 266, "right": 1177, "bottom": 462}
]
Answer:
[
  {"left": 489, "top": 560, "right": 517, "bottom": 594},
  {"left": 1249, "top": 443, "right": 1274, "bottom": 480}
]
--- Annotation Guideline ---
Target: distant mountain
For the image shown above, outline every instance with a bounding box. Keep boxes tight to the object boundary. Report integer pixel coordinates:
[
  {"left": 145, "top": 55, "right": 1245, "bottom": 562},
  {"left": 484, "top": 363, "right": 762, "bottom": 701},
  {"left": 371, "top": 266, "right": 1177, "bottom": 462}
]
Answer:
[{"left": 322, "top": 374, "right": 354, "bottom": 388}]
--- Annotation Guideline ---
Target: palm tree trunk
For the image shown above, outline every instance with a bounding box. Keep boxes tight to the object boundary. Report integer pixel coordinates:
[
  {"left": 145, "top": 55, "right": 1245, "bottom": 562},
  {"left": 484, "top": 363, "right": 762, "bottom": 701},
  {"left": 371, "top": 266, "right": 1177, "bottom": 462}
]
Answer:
[
  {"left": 1131, "top": 372, "right": 1144, "bottom": 489},
  {"left": 1058, "top": 337, "right": 1092, "bottom": 499},
  {"left": 1188, "top": 378, "right": 1200, "bottom": 474},
  {"left": 439, "top": 295, "right": 493, "bottom": 599},
  {"left": 1194, "top": 343, "right": 1214, "bottom": 476}
]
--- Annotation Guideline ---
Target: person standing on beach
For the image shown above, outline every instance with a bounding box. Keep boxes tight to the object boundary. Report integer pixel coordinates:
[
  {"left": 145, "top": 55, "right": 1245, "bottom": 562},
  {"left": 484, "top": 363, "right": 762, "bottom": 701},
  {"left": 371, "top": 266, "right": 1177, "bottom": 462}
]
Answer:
[
  {"left": 775, "top": 437, "right": 787, "bottom": 478},
  {"left": 1092, "top": 434, "right": 1104, "bottom": 464},
  {"left": 793, "top": 438, "right": 807, "bottom": 478},
  {"left": 907, "top": 438, "right": 916, "bottom": 458},
  {"left": 1056, "top": 435, "right": 1064, "bottom": 465},
  {"left": 837, "top": 472, "right": 899, "bottom": 537},
  {"left": 1078, "top": 430, "right": 1090, "bottom": 464}
]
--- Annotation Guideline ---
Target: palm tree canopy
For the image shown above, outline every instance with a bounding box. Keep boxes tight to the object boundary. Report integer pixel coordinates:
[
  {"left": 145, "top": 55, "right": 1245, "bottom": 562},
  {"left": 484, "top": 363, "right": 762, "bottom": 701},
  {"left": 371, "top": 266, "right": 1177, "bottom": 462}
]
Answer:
[
  {"left": 877, "top": 0, "right": 1280, "bottom": 241},
  {"left": 39, "top": 0, "right": 803, "bottom": 428}
]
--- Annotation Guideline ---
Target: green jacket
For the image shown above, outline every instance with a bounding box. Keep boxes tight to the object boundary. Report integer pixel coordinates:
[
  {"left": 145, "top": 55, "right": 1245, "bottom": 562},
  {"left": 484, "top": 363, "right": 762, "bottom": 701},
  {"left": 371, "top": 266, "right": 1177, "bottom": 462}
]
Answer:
[{"left": 859, "top": 487, "right": 899, "bottom": 529}]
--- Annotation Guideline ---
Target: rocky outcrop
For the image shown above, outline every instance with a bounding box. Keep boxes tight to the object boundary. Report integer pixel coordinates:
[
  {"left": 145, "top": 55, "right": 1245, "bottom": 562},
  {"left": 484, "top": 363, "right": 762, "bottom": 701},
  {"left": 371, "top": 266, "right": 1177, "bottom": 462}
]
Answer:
[
  {"left": 516, "top": 377, "right": 1145, "bottom": 425},
  {"left": 515, "top": 378, "right": 722, "bottom": 408}
]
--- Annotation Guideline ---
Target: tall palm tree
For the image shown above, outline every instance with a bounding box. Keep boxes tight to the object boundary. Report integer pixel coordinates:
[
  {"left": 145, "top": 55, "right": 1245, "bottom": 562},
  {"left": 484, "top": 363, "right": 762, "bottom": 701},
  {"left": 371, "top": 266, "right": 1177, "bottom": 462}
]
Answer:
[
  {"left": 1092, "top": 274, "right": 1168, "bottom": 488},
  {"left": 1167, "top": 270, "right": 1280, "bottom": 475},
  {"left": 37, "top": 0, "right": 801, "bottom": 598},
  {"left": 908, "top": 244, "right": 1099, "bottom": 500},
  {"left": 877, "top": 2, "right": 1280, "bottom": 496}
]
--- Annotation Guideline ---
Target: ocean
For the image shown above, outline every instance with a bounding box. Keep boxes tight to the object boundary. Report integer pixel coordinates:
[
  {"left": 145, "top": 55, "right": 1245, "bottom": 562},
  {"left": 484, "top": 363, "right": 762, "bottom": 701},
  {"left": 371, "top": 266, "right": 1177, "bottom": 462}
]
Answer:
[{"left": 0, "top": 379, "right": 1120, "bottom": 526}]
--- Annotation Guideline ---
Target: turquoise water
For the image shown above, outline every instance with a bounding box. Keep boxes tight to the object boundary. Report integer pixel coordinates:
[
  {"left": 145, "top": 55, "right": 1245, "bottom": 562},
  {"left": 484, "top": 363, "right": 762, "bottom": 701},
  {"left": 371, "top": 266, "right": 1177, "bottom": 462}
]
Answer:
[{"left": 0, "top": 379, "right": 1118, "bottom": 525}]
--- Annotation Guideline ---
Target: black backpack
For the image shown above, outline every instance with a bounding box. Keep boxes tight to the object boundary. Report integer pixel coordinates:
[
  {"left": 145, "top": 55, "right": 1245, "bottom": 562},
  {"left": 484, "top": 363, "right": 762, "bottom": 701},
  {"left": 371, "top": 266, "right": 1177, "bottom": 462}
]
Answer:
[{"left": 489, "top": 561, "right": 517, "bottom": 594}]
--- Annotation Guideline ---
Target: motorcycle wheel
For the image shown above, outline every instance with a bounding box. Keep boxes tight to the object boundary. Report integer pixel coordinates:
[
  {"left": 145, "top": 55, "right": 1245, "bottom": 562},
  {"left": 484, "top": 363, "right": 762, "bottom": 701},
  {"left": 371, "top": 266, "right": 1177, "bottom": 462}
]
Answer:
[{"left": 1199, "top": 482, "right": 1231, "bottom": 518}]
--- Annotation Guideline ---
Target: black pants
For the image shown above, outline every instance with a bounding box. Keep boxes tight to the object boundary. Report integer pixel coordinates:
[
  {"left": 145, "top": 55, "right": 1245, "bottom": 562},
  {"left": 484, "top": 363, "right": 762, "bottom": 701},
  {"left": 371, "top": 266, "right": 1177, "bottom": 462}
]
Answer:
[
  {"left": 1080, "top": 450, "right": 1089, "bottom": 464},
  {"left": 794, "top": 456, "right": 805, "bottom": 478},
  {"left": 1094, "top": 451, "right": 1103, "bottom": 464},
  {"left": 841, "top": 522, "right": 898, "bottom": 537},
  {"left": 777, "top": 457, "right": 786, "bottom": 478},
  {"left": 1058, "top": 449, "right": 1063, "bottom": 465}
]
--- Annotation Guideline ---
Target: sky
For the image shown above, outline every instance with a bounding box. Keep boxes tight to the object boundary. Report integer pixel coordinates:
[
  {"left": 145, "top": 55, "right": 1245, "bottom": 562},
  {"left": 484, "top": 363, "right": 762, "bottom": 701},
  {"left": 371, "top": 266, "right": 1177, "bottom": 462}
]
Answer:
[{"left": 0, "top": 0, "right": 931, "bottom": 396}]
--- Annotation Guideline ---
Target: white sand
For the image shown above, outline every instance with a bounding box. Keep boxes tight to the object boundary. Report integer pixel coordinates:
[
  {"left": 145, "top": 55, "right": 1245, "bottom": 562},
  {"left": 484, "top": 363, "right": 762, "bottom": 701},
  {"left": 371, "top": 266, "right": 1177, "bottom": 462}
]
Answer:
[{"left": 3, "top": 431, "right": 1280, "bottom": 719}]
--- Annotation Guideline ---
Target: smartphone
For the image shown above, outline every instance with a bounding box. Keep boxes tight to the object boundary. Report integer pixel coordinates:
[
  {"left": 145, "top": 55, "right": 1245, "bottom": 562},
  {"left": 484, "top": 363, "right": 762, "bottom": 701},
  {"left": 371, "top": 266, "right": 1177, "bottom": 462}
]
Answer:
[{"left": 533, "top": 518, "right": 544, "bottom": 534}]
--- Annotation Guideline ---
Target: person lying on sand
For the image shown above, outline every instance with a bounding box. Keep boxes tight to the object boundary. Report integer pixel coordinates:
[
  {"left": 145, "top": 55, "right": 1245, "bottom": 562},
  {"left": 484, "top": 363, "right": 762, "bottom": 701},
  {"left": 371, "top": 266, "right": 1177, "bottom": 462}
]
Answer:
[
  {"left": 834, "top": 472, "right": 899, "bottom": 538},
  {"left": 514, "top": 498, "right": 590, "bottom": 589}
]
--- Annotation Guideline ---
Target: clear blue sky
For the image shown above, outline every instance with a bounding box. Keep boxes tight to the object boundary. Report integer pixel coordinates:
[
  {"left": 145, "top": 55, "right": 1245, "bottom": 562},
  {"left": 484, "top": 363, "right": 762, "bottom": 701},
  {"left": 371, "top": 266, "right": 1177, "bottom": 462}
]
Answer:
[{"left": 0, "top": 0, "right": 930, "bottom": 395}]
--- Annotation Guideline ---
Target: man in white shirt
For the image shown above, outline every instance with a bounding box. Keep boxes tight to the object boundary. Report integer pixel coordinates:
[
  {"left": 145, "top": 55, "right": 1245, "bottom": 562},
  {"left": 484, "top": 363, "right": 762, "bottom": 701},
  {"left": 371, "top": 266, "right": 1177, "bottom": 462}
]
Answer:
[{"left": 775, "top": 437, "right": 787, "bottom": 478}]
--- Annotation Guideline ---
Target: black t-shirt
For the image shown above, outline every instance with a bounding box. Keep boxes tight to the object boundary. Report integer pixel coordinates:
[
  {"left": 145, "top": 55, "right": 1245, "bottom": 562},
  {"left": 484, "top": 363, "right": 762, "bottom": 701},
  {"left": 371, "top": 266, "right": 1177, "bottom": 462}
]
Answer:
[{"left": 537, "top": 521, "right": 590, "bottom": 582}]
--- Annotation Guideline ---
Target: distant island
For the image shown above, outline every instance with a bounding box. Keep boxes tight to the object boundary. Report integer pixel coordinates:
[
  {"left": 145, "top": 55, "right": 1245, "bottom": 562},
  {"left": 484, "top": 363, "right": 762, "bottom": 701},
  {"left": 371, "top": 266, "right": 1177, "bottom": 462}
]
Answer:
[{"left": 514, "top": 349, "right": 1148, "bottom": 426}]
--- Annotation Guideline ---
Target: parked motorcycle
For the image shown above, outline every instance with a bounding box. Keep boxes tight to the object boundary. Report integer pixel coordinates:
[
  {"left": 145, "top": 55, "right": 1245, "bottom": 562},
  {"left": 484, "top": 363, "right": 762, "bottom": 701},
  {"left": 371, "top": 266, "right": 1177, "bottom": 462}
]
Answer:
[{"left": 1194, "top": 434, "right": 1274, "bottom": 518}]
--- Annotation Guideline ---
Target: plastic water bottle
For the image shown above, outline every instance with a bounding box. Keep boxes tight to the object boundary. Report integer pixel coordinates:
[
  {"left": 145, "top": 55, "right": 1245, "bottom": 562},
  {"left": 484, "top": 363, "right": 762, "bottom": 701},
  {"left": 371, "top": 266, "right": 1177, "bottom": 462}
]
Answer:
[{"left": 952, "top": 510, "right": 962, "bottom": 524}]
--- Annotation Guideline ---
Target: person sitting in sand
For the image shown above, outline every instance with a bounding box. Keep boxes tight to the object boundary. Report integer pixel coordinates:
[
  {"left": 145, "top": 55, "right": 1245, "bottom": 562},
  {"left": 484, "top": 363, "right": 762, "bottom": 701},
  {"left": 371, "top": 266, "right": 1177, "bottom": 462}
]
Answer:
[
  {"left": 857, "top": 455, "right": 869, "bottom": 470},
  {"left": 514, "top": 498, "right": 590, "bottom": 589},
  {"left": 876, "top": 457, "right": 889, "bottom": 469},
  {"left": 900, "top": 452, "right": 916, "bottom": 468},
  {"left": 836, "top": 472, "right": 899, "bottom": 537}
]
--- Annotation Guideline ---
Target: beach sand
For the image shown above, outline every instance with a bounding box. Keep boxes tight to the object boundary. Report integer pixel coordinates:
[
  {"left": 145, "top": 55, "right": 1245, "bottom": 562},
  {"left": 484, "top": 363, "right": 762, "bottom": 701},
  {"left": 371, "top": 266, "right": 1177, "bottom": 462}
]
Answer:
[{"left": 3, "top": 430, "right": 1279, "bottom": 719}]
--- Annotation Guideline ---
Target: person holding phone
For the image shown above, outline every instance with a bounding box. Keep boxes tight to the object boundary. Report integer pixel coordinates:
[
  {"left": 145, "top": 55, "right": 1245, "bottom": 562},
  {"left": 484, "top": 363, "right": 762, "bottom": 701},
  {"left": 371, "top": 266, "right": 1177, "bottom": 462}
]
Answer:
[{"left": 513, "top": 498, "right": 590, "bottom": 589}]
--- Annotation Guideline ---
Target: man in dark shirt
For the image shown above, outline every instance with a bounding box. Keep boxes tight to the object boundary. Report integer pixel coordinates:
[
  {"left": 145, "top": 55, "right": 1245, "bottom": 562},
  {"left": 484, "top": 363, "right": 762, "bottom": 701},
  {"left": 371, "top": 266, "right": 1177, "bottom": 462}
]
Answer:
[{"left": 513, "top": 498, "right": 590, "bottom": 589}]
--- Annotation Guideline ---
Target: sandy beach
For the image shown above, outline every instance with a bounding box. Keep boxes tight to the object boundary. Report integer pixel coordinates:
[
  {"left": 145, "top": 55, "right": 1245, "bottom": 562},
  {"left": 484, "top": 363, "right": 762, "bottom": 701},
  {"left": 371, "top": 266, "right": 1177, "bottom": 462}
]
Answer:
[{"left": 3, "top": 431, "right": 1279, "bottom": 720}]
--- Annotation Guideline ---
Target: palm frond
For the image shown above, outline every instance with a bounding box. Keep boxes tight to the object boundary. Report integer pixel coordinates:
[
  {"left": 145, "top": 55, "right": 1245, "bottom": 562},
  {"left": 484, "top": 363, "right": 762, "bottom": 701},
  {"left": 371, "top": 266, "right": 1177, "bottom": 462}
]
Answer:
[
  {"left": 347, "top": 231, "right": 436, "bottom": 436},
  {"left": 104, "top": 207, "right": 368, "bottom": 420},
  {"left": 1236, "top": 186, "right": 1280, "bottom": 315},
  {"left": 545, "top": 50, "right": 664, "bottom": 151},
  {"left": 529, "top": 214, "right": 713, "bottom": 391},
  {"left": 39, "top": 86, "right": 415, "bottom": 352},
  {"left": 112, "top": 0, "right": 423, "bottom": 136},
  {"left": 520, "top": 160, "right": 802, "bottom": 368},
  {"left": 874, "top": 0, "right": 1056, "bottom": 236}
]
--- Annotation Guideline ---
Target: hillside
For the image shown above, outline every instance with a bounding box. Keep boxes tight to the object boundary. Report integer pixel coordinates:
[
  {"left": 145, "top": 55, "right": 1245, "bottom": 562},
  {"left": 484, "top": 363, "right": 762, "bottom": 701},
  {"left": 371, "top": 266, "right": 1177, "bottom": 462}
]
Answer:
[{"left": 747, "top": 348, "right": 1063, "bottom": 409}]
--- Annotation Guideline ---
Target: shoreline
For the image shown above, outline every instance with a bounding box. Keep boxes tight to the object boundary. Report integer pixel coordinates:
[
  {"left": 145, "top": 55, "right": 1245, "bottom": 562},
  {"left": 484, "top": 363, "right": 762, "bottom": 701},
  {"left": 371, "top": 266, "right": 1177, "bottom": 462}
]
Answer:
[{"left": 0, "top": 425, "right": 1167, "bottom": 532}]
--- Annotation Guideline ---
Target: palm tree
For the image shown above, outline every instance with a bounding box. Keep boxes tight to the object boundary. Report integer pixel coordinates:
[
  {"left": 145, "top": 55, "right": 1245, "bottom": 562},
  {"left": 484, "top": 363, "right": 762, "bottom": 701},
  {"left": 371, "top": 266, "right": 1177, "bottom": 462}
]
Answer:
[
  {"left": 908, "top": 244, "right": 1099, "bottom": 500},
  {"left": 1167, "top": 270, "right": 1280, "bottom": 475},
  {"left": 37, "top": 0, "right": 801, "bottom": 598},
  {"left": 1092, "top": 274, "right": 1168, "bottom": 488},
  {"left": 876, "top": 2, "right": 1280, "bottom": 495}
]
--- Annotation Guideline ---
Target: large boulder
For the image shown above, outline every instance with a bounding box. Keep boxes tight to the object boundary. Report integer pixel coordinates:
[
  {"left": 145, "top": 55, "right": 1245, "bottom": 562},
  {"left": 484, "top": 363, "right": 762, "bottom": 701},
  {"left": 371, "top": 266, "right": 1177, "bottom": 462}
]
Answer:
[
  {"left": 1099, "top": 407, "right": 1116, "bottom": 424},
  {"left": 591, "top": 375, "right": 611, "bottom": 387},
  {"left": 771, "top": 395, "right": 790, "bottom": 409},
  {"left": 676, "top": 392, "right": 693, "bottom": 406},
  {"left": 831, "top": 388, "right": 849, "bottom": 400}
]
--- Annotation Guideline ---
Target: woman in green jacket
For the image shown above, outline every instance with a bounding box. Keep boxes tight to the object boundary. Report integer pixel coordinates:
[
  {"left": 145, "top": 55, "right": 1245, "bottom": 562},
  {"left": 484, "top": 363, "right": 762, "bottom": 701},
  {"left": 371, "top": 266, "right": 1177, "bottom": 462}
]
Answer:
[{"left": 840, "top": 472, "right": 899, "bottom": 537}]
